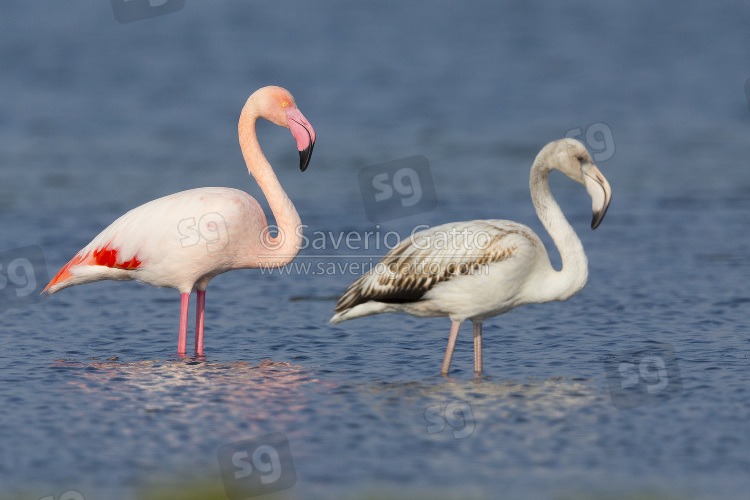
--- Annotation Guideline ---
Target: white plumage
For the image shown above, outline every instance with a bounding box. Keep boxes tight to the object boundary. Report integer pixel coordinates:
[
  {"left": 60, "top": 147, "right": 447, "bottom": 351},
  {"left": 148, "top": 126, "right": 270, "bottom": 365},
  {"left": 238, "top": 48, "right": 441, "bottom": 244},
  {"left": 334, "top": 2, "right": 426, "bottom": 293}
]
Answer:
[{"left": 331, "top": 138, "right": 612, "bottom": 376}]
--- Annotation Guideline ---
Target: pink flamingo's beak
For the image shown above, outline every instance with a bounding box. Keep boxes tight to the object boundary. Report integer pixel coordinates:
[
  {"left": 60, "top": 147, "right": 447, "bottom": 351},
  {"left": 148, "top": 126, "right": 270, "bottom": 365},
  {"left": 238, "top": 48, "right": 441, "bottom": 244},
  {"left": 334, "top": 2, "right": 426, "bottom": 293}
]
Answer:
[{"left": 285, "top": 107, "right": 316, "bottom": 172}]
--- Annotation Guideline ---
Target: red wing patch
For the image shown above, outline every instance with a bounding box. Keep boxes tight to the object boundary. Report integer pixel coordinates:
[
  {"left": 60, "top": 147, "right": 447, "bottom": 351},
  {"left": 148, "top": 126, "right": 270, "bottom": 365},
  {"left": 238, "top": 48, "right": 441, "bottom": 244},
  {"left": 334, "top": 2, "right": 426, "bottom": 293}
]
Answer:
[{"left": 91, "top": 246, "right": 142, "bottom": 270}]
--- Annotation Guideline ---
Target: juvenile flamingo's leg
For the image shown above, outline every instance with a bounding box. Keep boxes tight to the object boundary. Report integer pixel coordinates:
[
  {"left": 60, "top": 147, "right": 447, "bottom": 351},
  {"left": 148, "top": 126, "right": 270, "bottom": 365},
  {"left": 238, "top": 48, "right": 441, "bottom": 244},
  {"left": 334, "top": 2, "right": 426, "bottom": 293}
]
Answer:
[
  {"left": 195, "top": 290, "right": 206, "bottom": 356},
  {"left": 473, "top": 320, "right": 483, "bottom": 377},
  {"left": 441, "top": 321, "right": 462, "bottom": 376},
  {"left": 178, "top": 293, "right": 190, "bottom": 355}
]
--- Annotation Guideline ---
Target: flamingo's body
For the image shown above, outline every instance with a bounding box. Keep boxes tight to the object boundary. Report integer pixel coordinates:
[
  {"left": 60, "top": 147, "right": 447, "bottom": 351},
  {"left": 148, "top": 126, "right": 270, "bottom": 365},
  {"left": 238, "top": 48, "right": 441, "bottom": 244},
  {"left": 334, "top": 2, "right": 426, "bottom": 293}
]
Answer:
[
  {"left": 44, "top": 86, "right": 316, "bottom": 356},
  {"left": 331, "top": 139, "right": 612, "bottom": 376}
]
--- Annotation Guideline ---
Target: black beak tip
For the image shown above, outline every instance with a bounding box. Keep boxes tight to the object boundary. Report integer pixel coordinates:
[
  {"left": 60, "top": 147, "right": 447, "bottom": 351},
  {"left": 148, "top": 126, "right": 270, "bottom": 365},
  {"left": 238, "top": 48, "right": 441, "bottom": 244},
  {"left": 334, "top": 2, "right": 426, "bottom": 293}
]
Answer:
[
  {"left": 299, "top": 142, "right": 314, "bottom": 172},
  {"left": 591, "top": 205, "right": 609, "bottom": 230}
]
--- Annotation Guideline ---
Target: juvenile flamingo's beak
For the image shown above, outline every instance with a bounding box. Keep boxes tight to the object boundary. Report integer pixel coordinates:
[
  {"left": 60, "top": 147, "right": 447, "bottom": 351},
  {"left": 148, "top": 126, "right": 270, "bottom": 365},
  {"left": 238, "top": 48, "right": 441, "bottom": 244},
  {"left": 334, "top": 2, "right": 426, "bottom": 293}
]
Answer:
[
  {"left": 582, "top": 164, "right": 612, "bottom": 229},
  {"left": 285, "top": 107, "right": 316, "bottom": 172}
]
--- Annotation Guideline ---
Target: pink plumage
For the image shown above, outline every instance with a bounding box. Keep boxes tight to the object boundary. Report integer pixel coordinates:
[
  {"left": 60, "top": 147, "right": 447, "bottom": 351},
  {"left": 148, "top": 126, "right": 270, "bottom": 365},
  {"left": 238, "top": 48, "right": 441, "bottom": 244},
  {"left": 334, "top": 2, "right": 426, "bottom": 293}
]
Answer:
[{"left": 44, "top": 86, "right": 316, "bottom": 357}]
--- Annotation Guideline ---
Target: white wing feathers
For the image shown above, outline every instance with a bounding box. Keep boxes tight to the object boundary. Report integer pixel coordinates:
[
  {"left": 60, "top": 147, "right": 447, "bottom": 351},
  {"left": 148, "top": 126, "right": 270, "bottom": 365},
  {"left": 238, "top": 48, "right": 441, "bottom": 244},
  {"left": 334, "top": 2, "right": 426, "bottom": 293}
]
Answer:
[{"left": 78, "top": 187, "right": 258, "bottom": 266}]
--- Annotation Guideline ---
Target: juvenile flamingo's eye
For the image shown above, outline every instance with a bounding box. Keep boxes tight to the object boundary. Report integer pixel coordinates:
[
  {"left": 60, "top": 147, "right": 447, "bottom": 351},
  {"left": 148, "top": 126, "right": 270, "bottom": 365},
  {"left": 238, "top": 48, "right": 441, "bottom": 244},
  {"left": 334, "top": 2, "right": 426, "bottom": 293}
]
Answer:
[{"left": 576, "top": 155, "right": 584, "bottom": 162}]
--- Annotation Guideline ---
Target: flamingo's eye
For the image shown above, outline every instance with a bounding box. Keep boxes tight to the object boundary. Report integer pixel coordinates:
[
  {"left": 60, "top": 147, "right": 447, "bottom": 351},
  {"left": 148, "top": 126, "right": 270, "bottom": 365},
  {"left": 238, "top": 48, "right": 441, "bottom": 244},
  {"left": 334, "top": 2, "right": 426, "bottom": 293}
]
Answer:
[
  {"left": 281, "top": 101, "right": 289, "bottom": 108},
  {"left": 576, "top": 155, "right": 584, "bottom": 162}
]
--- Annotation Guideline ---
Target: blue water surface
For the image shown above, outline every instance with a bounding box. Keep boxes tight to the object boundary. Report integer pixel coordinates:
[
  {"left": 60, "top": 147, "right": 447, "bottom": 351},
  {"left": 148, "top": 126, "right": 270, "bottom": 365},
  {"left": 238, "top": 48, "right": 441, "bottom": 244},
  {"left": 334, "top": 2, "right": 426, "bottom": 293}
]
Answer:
[{"left": 1, "top": 1, "right": 750, "bottom": 499}]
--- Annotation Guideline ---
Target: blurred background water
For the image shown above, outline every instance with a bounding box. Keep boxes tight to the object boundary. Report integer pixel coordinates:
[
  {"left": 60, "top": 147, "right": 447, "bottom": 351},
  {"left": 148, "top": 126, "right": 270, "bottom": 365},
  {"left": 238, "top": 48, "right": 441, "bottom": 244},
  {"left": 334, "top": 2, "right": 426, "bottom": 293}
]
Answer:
[{"left": 1, "top": 1, "right": 750, "bottom": 499}]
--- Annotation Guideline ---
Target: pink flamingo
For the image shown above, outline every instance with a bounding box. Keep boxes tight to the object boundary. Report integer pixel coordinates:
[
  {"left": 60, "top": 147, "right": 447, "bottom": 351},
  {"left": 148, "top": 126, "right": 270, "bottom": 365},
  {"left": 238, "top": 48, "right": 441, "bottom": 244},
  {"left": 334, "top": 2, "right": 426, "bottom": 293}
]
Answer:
[{"left": 43, "top": 86, "right": 316, "bottom": 357}]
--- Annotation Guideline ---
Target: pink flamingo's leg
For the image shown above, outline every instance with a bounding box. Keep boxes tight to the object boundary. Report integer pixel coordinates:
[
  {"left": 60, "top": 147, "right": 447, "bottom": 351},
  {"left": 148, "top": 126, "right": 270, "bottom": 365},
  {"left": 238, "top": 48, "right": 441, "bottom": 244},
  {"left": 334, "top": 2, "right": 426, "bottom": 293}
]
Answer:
[
  {"left": 195, "top": 290, "right": 205, "bottom": 356},
  {"left": 178, "top": 293, "right": 189, "bottom": 355},
  {"left": 441, "top": 321, "right": 462, "bottom": 376}
]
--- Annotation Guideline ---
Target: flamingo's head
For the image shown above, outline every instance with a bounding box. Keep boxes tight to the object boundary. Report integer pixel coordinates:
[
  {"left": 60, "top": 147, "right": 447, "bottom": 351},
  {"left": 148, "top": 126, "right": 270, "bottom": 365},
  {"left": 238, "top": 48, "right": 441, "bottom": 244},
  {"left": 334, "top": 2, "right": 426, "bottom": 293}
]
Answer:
[
  {"left": 544, "top": 138, "right": 612, "bottom": 229},
  {"left": 255, "top": 86, "right": 316, "bottom": 172}
]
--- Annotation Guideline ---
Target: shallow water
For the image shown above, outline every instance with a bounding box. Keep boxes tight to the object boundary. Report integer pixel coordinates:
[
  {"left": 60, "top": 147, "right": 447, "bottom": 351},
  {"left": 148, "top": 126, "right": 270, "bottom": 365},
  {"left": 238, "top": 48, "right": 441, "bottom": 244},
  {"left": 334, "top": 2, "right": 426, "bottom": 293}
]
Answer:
[{"left": 2, "top": 1, "right": 750, "bottom": 499}]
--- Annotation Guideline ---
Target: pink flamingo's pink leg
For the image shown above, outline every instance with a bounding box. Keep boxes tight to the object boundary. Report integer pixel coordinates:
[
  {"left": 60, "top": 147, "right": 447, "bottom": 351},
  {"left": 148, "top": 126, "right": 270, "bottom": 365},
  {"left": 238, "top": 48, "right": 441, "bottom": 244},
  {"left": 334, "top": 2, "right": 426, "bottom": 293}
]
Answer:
[
  {"left": 178, "top": 293, "right": 189, "bottom": 355},
  {"left": 195, "top": 290, "right": 205, "bottom": 356}
]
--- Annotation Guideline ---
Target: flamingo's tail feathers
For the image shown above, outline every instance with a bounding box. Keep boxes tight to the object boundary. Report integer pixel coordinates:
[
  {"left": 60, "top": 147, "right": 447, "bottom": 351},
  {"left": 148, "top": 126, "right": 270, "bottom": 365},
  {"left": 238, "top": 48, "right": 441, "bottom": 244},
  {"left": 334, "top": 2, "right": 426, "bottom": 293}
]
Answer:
[
  {"left": 42, "top": 254, "right": 90, "bottom": 295},
  {"left": 329, "top": 312, "right": 347, "bottom": 324},
  {"left": 43, "top": 244, "right": 144, "bottom": 295},
  {"left": 329, "top": 301, "right": 390, "bottom": 324}
]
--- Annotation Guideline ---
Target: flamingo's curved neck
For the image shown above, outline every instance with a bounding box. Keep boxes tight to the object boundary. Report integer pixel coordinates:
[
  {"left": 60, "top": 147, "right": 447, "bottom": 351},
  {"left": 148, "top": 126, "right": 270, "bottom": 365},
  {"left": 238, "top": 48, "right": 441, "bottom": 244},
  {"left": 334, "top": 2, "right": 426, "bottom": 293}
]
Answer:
[
  {"left": 238, "top": 103, "right": 302, "bottom": 267},
  {"left": 529, "top": 159, "right": 588, "bottom": 301}
]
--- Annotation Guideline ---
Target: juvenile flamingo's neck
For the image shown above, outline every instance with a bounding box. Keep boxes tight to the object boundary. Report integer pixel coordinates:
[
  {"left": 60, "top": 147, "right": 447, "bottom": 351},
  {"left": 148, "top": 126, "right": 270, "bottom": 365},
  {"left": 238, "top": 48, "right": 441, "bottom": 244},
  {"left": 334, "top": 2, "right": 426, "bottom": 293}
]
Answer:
[
  {"left": 238, "top": 101, "right": 302, "bottom": 267},
  {"left": 529, "top": 157, "right": 588, "bottom": 302}
]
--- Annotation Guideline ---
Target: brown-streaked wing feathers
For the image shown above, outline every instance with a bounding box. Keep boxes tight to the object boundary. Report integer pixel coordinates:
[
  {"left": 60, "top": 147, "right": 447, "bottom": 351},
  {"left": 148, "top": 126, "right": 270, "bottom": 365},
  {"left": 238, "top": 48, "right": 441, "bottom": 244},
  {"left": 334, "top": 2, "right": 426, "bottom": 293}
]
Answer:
[{"left": 333, "top": 221, "right": 533, "bottom": 313}]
